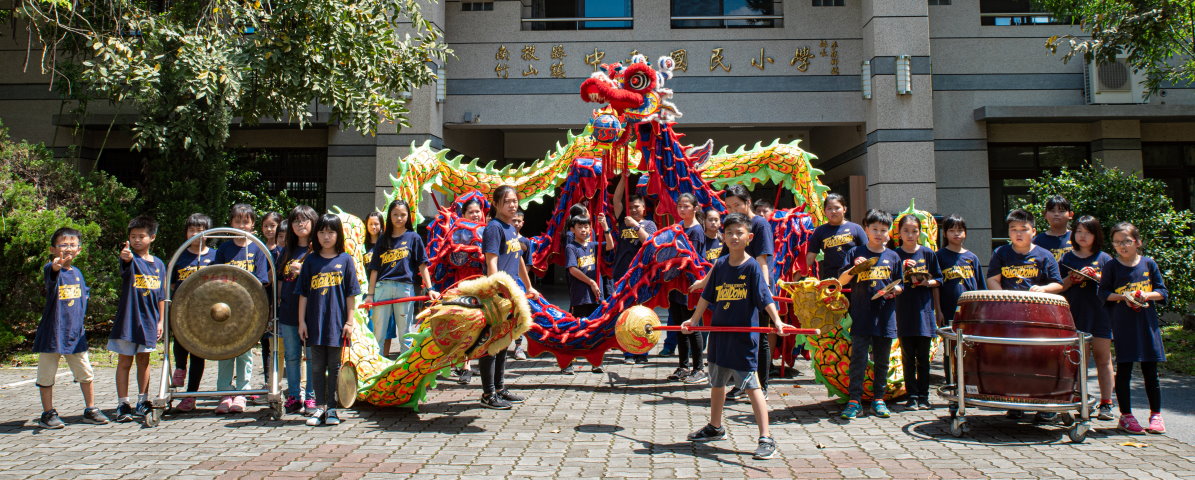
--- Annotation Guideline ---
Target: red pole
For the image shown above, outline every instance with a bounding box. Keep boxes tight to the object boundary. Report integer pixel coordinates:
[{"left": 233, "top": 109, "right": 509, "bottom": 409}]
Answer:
[
  {"left": 650, "top": 325, "right": 820, "bottom": 335},
  {"left": 358, "top": 296, "right": 432, "bottom": 310}
]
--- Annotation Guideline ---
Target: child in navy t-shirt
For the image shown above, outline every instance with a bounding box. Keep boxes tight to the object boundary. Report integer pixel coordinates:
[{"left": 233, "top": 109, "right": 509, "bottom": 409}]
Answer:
[
  {"left": 169, "top": 213, "right": 215, "bottom": 410},
  {"left": 367, "top": 199, "right": 437, "bottom": 354},
  {"left": 1034, "top": 195, "right": 1074, "bottom": 261},
  {"left": 108, "top": 216, "right": 166, "bottom": 423},
  {"left": 681, "top": 213, "right": 791, "bottom": 460},
  {"left": 893, "top": 215, "right": 942, "bottom": 411},
  {"left": 561, "top": 215, "right": 601, "bottom": 375},
  {"left": 807, "top": 193, "right": 867, "bottom": 279},
  {"left": 986, "top": 209, "right": 1063, "bottom": 293},
  {"left": 212, "top": 204, "right": 270, "bottom": 415},
  {"left": 34, "top": 227, "right": 110, "bottom": 428},
  {"left": 935, "top": 215, "right": 983, "bottom": 383}
]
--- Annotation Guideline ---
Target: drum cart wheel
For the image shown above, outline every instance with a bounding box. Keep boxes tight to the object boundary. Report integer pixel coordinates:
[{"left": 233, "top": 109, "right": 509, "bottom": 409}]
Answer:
[
  {"left": 269, "top": 400, "right": 284, "bottom": 420},
  {"left": 1067, "top": 421, "right": 1091, "bottom": 443},
  {"left": 949, "top": 416, "right": 968, "bottom": 437},
  {"left": 145, "top": 407, "right": 164, "bottom": 427}
]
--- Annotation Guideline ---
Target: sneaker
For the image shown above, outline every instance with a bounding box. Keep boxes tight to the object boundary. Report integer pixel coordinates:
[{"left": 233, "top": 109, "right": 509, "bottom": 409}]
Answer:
[
  {"left": 840, "top": 401, "right": 862, "bottom": 420},
  {"left": 481, "top": 393, "right": 513, "bottom": 410},
  {"left": 284, "top": 397, "right": 302, "bottom": 414},
  {"left": 667, "top": 367, "right": 689, "bottom": 381},
  {"left": 457, "top": 369, "right": 473, "bottom": 385},
  {"left": 634, "top": 356, "right": 648, "bottom": 364},
  {"left": 115, "top": 403, "right": 135, "bottom": 423},
  {"left": 683, "top": 370, "right": 709, "bottom": 385},
  {"left": 753, "top": 436, "right": 778, "bottom": 460},
  {"left": 134, "top": 400, "right": 151, "bottom": 417},
  {"left": 230, "top": 396, "right": 247, "bottom": 413},
  {"left": 305, "top": 408, "right": 325, "bottom": 426},
  {"left": 872, "top": 400, "right": 892, "bottom": 418},
  {"left": 725, "top": 386, "right": 745, "bottom": 401},
  {"left": 686, "top": 423, "right": 726, "bottom": 442},
  {"left": 659, "top": 348, "right": 675, "bottom": 357},
  {"left": 497, "top": 389, "right": 525, "bottom": 404},
  {"left": 303, "top": 398, "right": 318, "bottom": 416},
  {"left": 1005, "top": 409, "right": 1025, "bottom": 420},
  {"left": 1097, "top": 403, "right": 1115, "bottom": 421},
  {"left": 82, "top": 407, "right": 110, "bottom": 424},
  {"left": 1119, "top": 414, "right": 1146, "bottom": 435},
  {"left": 622, "top": 356, "right": 636, "bottom": 364},
  {"left": 1146, "top": 413, "right": 1166, "bottom": 434},
  {"left": 1033, "top": 411, "right": 1058, "bottom": 424},
  {"left": 513, "top": 347, "right": 528, "bottom": 361},
  {"left": 171, "top": 368, "right": 186, "bottom": 388},
  {"left": 175, "top": 397, "right": 196, "bottom": 412},
  {"left": 38, "top": 409, "right": 65, "bottom": 429},
  {"left": 592, "top": 366, "right": 604, "bottom": 374},
  {"left": 561, "top": 364, "right": 575, "bottom": 375},
  {"left": 918, "top": 398, "right": 934, "bottom": 410},
  {"left": 904, "top": 398, "right": 918, "bottom": 410},
  {"left": 215, "top": 396, "right": 233, "bottom": 414},
  {"left": 325, "top": 409, "right": 341, "bottom": 426}
]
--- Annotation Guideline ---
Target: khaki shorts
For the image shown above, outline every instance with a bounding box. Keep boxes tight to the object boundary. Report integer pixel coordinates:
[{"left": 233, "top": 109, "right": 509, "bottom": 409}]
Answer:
[{"left": 36, "top": 352, "right": 94, "bottom": 387}]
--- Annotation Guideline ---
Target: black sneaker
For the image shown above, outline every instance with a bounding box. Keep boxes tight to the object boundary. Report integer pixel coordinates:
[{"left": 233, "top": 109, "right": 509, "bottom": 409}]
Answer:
[
  {"left": 38, "top": 409, "right": 65, "bottom": 429},
  {"left": 667, "top": 367, "right": 690, "bottom": 381},
  {"left": 754, "top": 436, "right": 778, "bottom": 459},
  {"left": 683, "top": 370, "right": 709, "bottom": 384},
  {"left": 1033, "top": 411, "right": 1058, "bottom": 424},
  {"left": 115, "top": 403, "right": 135, "bottom": 423},
  {"left": 591, "top": 366, "right": 604, "bottom": 374},
  {"left": 134, "top": 400, "right": 151, "bottom": 417},
  {"left": 497, "top": 389, "right": 525, "bottom": 404},
  {"left": 687, "top": 423, "right": 726, "bottom": 442},
  {"left": 918, "top": 398, "right": 934, "bottom": 410},
  {"left": 725, "top": 386, "right": 745, "bottom": 401},
  {"left": 561, "top": 364, "right": 575, "bottom": 375},
  {"left": 457, "top": 369, "right": 472, "bottom": 385},
  {"left": 481, "top": 393, "right": 513, "bottom": 410},
  {"left": 905, "top": 399, "right": 918, "bottom": 410},
  {"left": 82, "top": 407, "right": 110, "bottom": 425},
  {"left": 634, "top": 356, "right": 648, "bottom": 364}
]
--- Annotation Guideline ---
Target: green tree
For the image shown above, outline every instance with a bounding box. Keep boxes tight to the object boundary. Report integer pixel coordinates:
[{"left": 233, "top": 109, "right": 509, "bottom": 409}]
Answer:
[
  {"left": 1037, "top": 0, "right": 1195, "bottom": 95},
  {"left": 1015, "top": 163, "right": 1195, "bottom": 318}
]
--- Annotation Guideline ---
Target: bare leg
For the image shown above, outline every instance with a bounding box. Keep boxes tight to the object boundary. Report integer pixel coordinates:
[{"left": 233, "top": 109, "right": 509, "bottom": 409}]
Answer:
[
  {"left": 745, "top": 387, "right": 770, "bottom": 438},
  {"left": 135, "top": 352, "right": 152, "bottom": 395},
  {"left": 1093, "top": 338, "right": 1114, "bottom": 401},
  {"left": 710, "top": 386, "right": 726, "bottom": 428},
  {"left": 80, "top": 381, "right": 95, "bottom": 408},
  {"left": 39, "top": 386, "right": 53, "bottom": 412},
  {"left": 116, "top": 355, "right": 133, "bottom": 399}
]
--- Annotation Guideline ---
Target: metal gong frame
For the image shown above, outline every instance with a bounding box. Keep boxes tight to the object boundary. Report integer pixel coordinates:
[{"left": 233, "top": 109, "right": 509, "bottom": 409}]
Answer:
[
  {"left": 148, "top": 227, "right": 282, "bottom": 426},
  {"left": 935, "top": 326, "right": 1096, "bottom": 443}
]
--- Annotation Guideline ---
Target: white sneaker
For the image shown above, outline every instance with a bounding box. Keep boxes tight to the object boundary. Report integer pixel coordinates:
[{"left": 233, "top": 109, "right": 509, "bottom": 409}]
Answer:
[{"left": 305, "top": 408, "right": 325, "bottom": 426}]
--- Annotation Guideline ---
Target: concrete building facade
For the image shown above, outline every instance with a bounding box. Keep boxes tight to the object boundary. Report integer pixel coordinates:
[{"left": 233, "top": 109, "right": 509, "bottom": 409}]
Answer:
[{"left": 1, "top": 0, "right": 1192, "bottom": 262}]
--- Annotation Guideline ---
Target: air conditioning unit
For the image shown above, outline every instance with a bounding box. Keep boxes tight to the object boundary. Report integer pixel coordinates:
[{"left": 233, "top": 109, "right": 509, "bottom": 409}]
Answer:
[{"left": 1084, "top": 56, "right": 1146, "bottom": 104}]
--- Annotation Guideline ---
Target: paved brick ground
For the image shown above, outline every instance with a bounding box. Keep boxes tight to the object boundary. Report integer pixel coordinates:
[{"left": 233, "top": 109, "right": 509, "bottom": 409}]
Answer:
[{"left": 2, "top": 349, "right": 1194, "bottom": 480}]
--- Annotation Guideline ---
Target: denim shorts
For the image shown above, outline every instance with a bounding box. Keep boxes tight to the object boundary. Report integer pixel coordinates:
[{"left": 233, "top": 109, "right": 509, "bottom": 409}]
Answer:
[{"left": 107, "top": 338, "right": 155, "bottom": 356}]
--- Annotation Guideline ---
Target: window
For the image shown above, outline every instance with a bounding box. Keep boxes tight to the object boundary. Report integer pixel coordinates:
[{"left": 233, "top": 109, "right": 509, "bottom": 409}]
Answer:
[
  {"left": 672, "top": 0, "right": 782, "bottom": 28},
  {"left": 462, "top": 2, "right": 493, "bottom": 11},
  {"left": 981, "top": 0, "right": 1067, "bottom": 26},
  {"left": 238, "top": 149, "right": 329, "bottom": 212},
  {"left": 812, "top": 0, "right": 843, "bottom": 6},
  {"left": 523, "top": 0, "right": 632, "bottom": 30},
  {"left": 929, "top": 0, "right": 950, "bottom": 5},
  {"left": 987, "top": 143, "right": 1090, "bottom": 243},
  {"left": 1143, "top": 143, "right": 1195, "bottom": 211}
]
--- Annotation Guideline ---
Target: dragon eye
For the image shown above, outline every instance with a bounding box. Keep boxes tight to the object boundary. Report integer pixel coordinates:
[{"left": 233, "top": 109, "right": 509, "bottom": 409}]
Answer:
[
  {"left": 445, "top": 296, "right": 482, "bottom": 308},
  {"left": 627, "top": 71, "right": 650, "bottom": 91}
]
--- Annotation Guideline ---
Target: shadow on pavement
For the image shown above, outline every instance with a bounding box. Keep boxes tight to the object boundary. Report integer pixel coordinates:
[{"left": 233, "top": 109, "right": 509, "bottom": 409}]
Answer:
[{"left": 574, "top": 424, "right": 767, "bottom": 472}]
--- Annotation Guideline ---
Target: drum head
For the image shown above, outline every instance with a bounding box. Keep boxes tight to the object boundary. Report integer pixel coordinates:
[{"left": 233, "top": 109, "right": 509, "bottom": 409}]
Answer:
[
  {"left": 170, "top": 265, "right": 269, "bottom": 361},
  {"left": 957, "top": 290, "right": 1068, "bottom": 307}
]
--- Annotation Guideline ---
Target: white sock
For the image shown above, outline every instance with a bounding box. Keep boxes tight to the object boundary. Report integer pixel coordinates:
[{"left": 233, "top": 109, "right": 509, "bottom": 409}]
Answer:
[
  {"left": 118, "top": 397, "right": 129, "bottom": 406},
  {"left": 137, "top": 393, "right": 147, "bottom": 403}
]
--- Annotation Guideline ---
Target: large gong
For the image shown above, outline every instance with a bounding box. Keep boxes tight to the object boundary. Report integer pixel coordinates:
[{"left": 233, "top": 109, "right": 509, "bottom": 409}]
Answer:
[{"left": 171, "top": 265, "right": 269, "bottom": 361}]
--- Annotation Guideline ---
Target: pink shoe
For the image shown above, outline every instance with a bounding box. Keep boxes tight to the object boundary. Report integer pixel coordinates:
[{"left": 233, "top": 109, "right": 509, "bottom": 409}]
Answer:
[
  {"left": 171, "top": 368, "right": 186, "bottom": 388},
  {"left": 1119, "top": 414, "right": 1146, "bottom": 435},
  {"left": 1146, "top": 413, "right": 1166, "bottom": 434},
  {"left": 176, "top": 397, "right": 196, "bottom": 412},
  {"left": 304, "top": 398, "right": 317, "bottom": 416},
  {"left": 215, "top": 396, "right": 233, "bottom": 414},
  {"left": 230, "top": 396, "right": 247, "bottom": 413}
]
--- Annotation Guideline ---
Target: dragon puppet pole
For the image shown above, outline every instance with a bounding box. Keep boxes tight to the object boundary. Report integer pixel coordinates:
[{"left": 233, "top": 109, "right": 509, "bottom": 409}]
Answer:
[
  {"left": 358, "top": 296, "right": 432, "bottom": 310},
  {"left": 649, "top": 325, "right": 821, "bottom": 335}
]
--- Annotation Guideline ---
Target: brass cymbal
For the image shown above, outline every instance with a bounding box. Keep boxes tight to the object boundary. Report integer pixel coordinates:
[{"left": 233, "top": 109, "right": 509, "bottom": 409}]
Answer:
[{"left": 171, "top": 264, "right": 268, "bottom": 361}]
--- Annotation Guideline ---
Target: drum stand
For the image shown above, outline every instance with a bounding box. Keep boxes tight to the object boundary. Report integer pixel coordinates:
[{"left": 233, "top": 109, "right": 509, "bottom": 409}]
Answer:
[
  {"left": 147, "top": 227, "right": 283, "bottom": 426},
  {"left": 936, "top": 327, "right": 1096, "bottom": 443}
]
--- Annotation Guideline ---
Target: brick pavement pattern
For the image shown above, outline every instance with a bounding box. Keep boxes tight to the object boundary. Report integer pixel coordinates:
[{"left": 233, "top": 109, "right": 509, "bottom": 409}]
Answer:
[{"left": 2, "top": 354, "right": 1194, "bottom": 479}]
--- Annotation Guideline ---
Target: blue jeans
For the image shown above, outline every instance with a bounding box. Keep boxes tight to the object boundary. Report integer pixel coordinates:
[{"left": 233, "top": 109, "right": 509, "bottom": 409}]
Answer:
[
  {"left": 373, "top": 280, "right": 416, "bottom": 352},
  {"left": 217, "top": 350, "right": 253, "bottom": 392},
  {"left": 848, "top": 333, "right": 893, "bottom": 402},
  {"left": 279, "top": 323, "right": 314, "bottom": 400}
]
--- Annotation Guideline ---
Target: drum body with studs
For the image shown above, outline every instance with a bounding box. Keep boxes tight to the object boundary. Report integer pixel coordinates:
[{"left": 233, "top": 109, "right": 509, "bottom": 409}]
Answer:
[{"left": 171, "top": 264, "right": 269, "bottom": 360}]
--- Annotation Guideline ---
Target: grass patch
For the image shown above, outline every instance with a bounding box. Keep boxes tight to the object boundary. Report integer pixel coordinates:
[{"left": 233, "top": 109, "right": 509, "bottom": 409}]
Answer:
[
  {"left": 1, "top": 340, "right": 165, "bottom": 368},
  {"left": 1162, "top": 325, "right": 1195, "bottom": 376}
]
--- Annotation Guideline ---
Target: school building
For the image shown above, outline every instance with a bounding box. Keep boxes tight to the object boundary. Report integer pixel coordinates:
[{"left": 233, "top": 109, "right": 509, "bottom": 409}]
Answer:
[{"left": 1, "top": 0, "right": 1193, "bottom": 262}]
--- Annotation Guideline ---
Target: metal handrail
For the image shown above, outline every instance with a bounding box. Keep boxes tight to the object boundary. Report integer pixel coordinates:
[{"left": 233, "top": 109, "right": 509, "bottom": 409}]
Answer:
[{"left": 520, "top": 17, "right": 633, "bottom": 23}]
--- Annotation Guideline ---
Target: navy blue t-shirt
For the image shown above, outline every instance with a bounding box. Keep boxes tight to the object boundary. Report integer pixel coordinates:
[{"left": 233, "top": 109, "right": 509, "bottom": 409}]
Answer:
[
  {"left": 296, "top": 252, "right": 362, "bottom": 347},
  {"left": 841, "top": 246, "right": 902, "bottom": 339},
  {"left": 988, "top": 244, "right": 1062, "bottom": 291},
  {"left": 1033, "top": 231, "right": 1073, "bottom": 261},
  {"left": 701, "top": 256, "right": 775, "bottom": 372},
  {"left": 895, "top": 246, "right": 942, "bottom": 338},
  {"left": 936, "top": 248, "right": 983, "bottom": 322},
  {"left": 171, "top": 247, "right": 216, "bottom": 287},
  {"left": 276, "top": 248, "right": 311, "bottom": 326},
  {"left": 1060, "top": 250, "right": 1112, "bottom": 337},
  {"left": 368, "top": 231, "right": 427, "bottom": 284},
  {"left": 1099, "top": 257, "right": 1168, "bottom": 363},
  {"left": 483, "top": 219, "right": 524, "bottom": 279},
  {"left": 613, "top": 218, "right": 657, "bottom": 278},
  {"left": 34, "top": 264, "right": 89, "bottom": 354},
  {"left": 747, "top": 215, "right": 775, "bottom": 277},
  {"left": 519, "top": 235, "right": 532, "bottom": 267},
  {"left": 566, "top": 240, "right": 599, "bottom": 307},
  {"left": 681, "top": 222, "right": 705, "bottom": 259},
  {"left": 110, "top": 255, "right": 166, "bottom": 345},
  {"left": 809, "top": 221, "right": 867, "bottom": 278},
  {"left": 215, "top": 240, "right": 270, "bottom": 285},
  {"left": 702, "top": 235, "right": 725, "bottom": 263}
]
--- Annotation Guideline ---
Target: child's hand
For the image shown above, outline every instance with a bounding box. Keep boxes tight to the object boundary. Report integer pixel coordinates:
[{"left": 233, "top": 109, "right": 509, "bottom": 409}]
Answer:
[
  {"left": 526, "top": 286, "right": 541, "bottom": 298},
  {"left": 598, "top": 214, "right": 608, "bottom": 230},
  {"left": 623, "top": 216, "right": 638, "bottom": 228},
  {"left": 680, "top": 319, "right": 694, "bottom": 334},
  {"left": 689, "top": 278, "right": 706, "bottom": 293},
  {"left": 884, "top": 286, "right": 902, "bottom": 299},
  {"left": 428, "top": 289, "right": 441, "bottom": 301},
  {"left": 156, "top": 322, "right": 164, "bottom": 341},
  {"left": 903, "top": 259, "right": 917, "bottom": 270},
  {"left": 775, "top": 322, "right": 795, "bottom": 336},
  {"left": 1028, "top": 285, "right": 1046, "bottom": 293},
  {"left": 120, "top": 242, "right": 133, "bottom": 262},
  {"left": 299, "top": 323, "right": 309, "bottom": 342},
  {"left": 936, "top": 311, "right": 946, "bottom": 328},
  {"left": 51, "top": 256, "right": 65, "bottom": 271},
  {"left": 343, "top": 321, "right": 354, "bottom": 340},
  {"left": 590, "top": 284, "right": 601, "bottom": 300}
]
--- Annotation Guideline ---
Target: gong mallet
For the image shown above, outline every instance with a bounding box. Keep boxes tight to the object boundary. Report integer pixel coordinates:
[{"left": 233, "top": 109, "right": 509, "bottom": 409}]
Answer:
[
  {"left": 647, "top": 325, "right": 821, "bottom": 336},
  {"left": 358, "top": 295, "right": 432, "bottom": 310}
]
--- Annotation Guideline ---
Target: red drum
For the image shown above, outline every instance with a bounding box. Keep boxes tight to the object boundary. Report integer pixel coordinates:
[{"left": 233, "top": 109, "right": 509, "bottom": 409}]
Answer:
[{"left": 954, "top": 290, "right": 1079, "bottom": 403}]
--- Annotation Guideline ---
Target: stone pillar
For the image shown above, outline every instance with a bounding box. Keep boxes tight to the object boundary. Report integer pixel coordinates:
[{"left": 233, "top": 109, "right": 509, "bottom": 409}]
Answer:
[
  {"left": 1090, "top": 119, "right": 1143, "bottom": 175},
  {"left": 860, "top": 0, "right": 936, "bottom": 213}
]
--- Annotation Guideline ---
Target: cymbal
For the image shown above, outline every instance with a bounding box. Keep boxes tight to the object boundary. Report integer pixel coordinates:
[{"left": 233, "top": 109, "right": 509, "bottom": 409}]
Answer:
[{"left": 171, "top": 265, "right": 268, "bottom": 361}]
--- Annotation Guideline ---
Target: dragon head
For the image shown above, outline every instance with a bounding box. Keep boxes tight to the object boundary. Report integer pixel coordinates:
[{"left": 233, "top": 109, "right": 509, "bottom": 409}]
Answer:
[
  {"left": 416, "top": 272, "right": 532, "bottom": 366},
  {"left": 579, "top": 55, "right": 679, "bottom": 122}
]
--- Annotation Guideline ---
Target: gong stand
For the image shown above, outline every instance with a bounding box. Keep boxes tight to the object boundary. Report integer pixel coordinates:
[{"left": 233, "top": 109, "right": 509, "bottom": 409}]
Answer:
[{"left": 149, "top": 227, "right": 282, "bottom": 426}]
